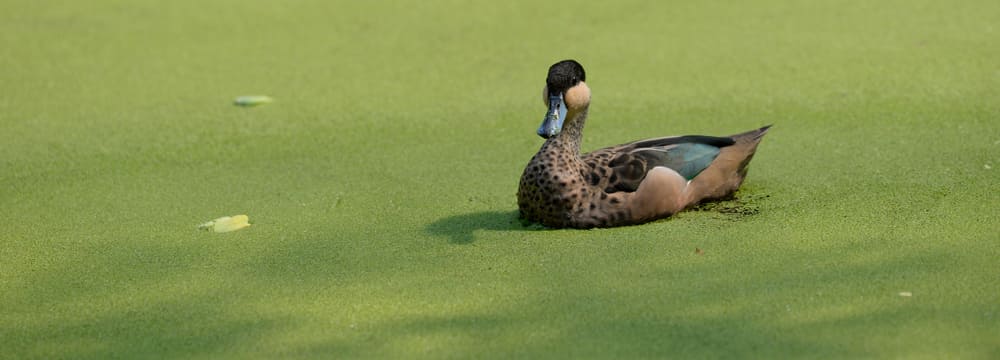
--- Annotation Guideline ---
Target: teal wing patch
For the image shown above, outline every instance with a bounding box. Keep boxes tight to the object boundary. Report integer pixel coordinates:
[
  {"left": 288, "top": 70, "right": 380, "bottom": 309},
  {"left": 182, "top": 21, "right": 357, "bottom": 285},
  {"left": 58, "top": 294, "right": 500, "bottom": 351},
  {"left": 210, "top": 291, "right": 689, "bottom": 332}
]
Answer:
[
  {"left": 599, "top": 136, "right": 730, "bottom": 193},
  {"left": 638, "top": 143, "right": 721, "bottom": 180}
]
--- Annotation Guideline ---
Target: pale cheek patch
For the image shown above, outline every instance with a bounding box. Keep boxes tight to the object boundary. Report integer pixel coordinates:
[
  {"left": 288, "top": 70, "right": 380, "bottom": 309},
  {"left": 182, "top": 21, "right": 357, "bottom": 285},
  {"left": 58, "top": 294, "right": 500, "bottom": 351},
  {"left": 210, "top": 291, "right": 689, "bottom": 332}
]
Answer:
[{"left": 564, "top": 82, "right": 591, "bottom": 110}]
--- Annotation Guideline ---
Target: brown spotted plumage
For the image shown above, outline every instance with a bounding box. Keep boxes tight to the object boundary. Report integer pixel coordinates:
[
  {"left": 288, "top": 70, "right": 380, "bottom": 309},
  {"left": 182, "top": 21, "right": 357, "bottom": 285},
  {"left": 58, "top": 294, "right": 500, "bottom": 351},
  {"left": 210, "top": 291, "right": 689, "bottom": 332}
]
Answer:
[{"left": 517, "top": 60, "right": 771, "bottom": 228}]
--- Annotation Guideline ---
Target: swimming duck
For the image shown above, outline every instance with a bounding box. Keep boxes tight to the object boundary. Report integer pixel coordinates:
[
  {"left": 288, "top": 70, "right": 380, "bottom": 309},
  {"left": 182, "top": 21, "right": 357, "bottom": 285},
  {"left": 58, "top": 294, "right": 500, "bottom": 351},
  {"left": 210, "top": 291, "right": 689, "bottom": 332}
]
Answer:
[{"left": 517, "top": 60, "right": 771, "bottom": 228}]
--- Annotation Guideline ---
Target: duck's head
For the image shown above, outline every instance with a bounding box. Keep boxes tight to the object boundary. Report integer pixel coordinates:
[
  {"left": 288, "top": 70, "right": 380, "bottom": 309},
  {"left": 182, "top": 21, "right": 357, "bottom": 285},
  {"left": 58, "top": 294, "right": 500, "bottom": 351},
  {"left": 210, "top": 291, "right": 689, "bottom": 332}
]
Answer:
[{"left": 537, "top": 59, "right": 591, "bottom": 139}]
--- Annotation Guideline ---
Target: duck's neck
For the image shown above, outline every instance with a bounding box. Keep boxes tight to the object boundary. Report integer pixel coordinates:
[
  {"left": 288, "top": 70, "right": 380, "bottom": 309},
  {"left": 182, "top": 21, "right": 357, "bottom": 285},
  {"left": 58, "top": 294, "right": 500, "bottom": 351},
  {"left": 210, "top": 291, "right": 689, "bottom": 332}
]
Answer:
[{"left": 544, "top": 107, "right": 589, "bottom": 155}]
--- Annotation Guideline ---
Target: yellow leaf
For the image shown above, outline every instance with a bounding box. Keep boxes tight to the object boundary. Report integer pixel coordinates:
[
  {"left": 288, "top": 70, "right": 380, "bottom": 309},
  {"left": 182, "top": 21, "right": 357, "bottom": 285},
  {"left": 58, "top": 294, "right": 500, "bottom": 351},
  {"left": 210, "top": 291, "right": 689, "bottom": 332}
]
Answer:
[{"left": 199, "top": 215, "right": 251, "bottom": 233}]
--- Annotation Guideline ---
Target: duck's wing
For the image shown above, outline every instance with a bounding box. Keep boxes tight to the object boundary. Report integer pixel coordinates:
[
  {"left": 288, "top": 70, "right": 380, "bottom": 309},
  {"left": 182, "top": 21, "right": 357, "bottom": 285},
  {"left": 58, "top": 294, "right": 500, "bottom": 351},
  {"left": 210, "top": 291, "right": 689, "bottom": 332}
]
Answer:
[{"left": 582, "top": 135, "right": 736, "bottom": 194}]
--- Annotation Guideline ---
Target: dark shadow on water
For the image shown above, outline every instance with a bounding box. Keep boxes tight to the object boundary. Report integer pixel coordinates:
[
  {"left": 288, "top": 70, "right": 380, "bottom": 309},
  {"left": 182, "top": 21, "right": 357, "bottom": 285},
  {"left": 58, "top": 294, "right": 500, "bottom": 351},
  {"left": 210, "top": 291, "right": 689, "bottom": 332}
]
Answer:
[
  {"left": 425, "top": 210, "right": 536, "bottom": 244},
  {"left": 427, "top": 190, "right": 771, "bottom": 244},
  {"left": 689, "top": 193, "right": 770, "bottom": 221}
]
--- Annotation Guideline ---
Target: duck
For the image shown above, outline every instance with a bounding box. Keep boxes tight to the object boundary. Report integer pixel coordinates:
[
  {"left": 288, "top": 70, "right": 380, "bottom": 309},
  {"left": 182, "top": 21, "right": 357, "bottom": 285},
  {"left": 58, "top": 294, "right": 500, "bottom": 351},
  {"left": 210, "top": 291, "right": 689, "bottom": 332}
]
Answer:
[{"left": 517, "top": 60, "right": 771, "bottom": 228}]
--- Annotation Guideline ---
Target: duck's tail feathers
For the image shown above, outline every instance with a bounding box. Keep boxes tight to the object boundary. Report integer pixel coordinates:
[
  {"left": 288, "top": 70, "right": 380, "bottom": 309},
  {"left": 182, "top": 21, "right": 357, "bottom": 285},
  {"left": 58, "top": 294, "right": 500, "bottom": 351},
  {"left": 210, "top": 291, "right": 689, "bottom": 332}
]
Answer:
[
  {"left": 733, "top": 124, "right": 772, "bottom": 143},
  {"left": 682, "top": 125, "right": 772, "bottom": 205}
]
